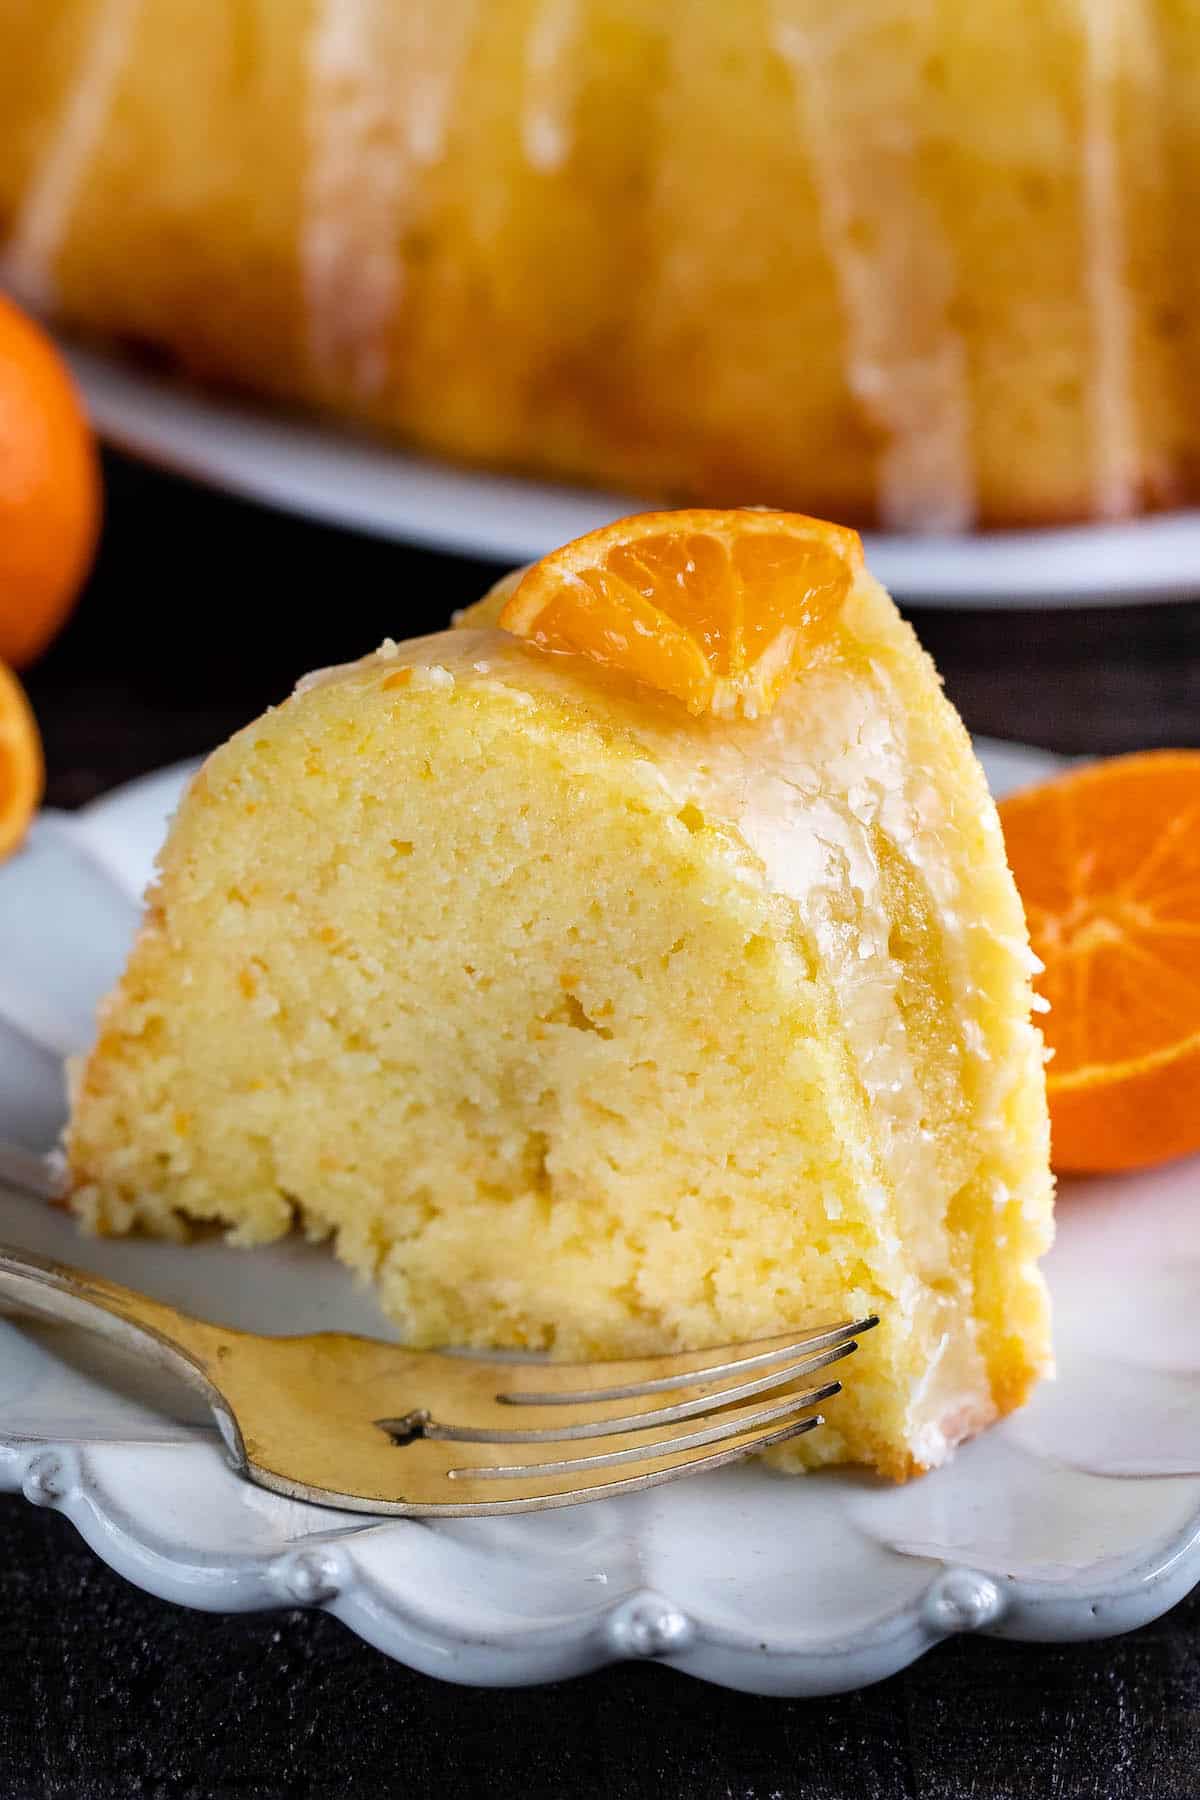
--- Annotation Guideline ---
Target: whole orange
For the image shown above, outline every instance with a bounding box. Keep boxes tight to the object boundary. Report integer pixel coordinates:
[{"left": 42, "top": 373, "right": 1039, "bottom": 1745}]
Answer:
[{"left": 0, "top": 295, "right": 101, "bottom": 667}]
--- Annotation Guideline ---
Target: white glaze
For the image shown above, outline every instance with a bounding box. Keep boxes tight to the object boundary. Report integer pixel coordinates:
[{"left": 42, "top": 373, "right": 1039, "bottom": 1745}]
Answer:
[
  {"left": 302, "top": 0, "right": 479, "bottom": 396},
  {"left": 521, "top": 0, "right": 583, "bottom": 173},
  {"left": 770, "top": 0, "right": 975, "bottom": 533}
]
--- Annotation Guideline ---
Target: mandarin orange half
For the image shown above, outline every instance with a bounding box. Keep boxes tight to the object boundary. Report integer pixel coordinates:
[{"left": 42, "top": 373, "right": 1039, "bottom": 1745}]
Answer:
[
  {"left": 0, "top": 660, "right": 44, "bottom": 860},
  {"left": 499, "top": 509, "right": 862, "bottom": 718},
  {"left": 1001, "top": 750, "right": 1200, "bottom": 1172}
]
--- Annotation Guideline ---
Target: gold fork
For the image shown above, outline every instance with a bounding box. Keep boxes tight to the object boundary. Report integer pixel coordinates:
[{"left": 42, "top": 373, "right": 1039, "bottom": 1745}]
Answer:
[{"left": 0, "top": 1242, "right": 878, "bottom": 1517}]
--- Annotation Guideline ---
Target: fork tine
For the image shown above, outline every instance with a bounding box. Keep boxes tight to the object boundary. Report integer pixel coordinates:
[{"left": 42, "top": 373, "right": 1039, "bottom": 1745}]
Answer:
[
  {"left": 423, "top": 1340, "right": 858, "bottom": 1443},
  {"left": 495, "top": 1316, "right": 879, "bottom": 1406},
  {"left": 446, "top": 1383, "right": 840, "bottom": 1481},
  {"left": 411, "top": 1411, "right": 829, "bottom": 1516},
  {"left": 244, "top": 1407, "right": 830, "bottom": 1519}
]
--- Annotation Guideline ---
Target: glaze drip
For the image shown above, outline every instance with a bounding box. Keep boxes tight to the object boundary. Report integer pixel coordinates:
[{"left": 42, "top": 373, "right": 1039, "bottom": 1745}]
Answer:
[
  {"left": 772, "top": 0, "right": 975, "bottom": 533},
  {"left": 0, "top": 0, "right": 142, "bottom": 312},
  {"left": 521, "top": 0, "right": 584, "bottom": 173},
  {"left": 303, "top": 0, "right": 479, "bottom": 397},
  {"left": 1078, "top": 0, "right": 1141, "bottom": 519}
]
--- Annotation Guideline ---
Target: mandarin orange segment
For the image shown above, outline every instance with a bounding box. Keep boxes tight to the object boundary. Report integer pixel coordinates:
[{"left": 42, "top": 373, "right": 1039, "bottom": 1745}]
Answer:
[
  {"left": 528, "top": 565, "right": 715, "bottom": 715},
  {"left": 1000, "top": 750, "right": 1200, "bottom": 1172},
  {"left": 0, "top": 660, "right": 44, "bottom": 860},
  {"left": 499, "top": 509, "right": 863, "bottom": 718}
]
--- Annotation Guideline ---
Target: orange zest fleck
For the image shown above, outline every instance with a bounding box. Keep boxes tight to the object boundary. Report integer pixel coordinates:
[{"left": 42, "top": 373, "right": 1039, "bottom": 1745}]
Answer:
[
  {"left": 0, "top": 660, "right": 44, "bottom": 862},
  {"left": 382, "top": 668, "right": 413, "bottom": 690},
  {"left": 1000, "top": 750, "right": 1200, "bottom": 1172},
  {"left": 499, "top": 509, "right": 862, "bottom": 718}
]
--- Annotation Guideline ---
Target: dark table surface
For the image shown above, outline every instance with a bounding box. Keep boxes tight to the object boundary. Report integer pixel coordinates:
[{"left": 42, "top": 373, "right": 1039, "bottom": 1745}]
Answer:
[{"left": 6, "top": 452, "right": 1200, "bottom": 1800}]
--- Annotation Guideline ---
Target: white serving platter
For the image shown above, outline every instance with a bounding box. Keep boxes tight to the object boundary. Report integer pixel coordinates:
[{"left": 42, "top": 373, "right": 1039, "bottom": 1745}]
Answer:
[
  {"left": 67, "top": 344, "right": 1200, "bottom": 608},
  {"left": 3, "top": 743, "right": 1200, "bottom": 1693}
]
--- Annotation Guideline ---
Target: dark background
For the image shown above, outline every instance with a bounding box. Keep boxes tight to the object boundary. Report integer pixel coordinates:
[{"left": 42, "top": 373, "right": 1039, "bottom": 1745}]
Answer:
[{"left": 5, "top": 451, "right": 1200, "bottom": 1799}]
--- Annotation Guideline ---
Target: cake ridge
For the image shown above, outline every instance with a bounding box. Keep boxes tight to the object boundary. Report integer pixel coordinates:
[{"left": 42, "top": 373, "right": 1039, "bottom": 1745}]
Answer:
[
  {"left": 0, "top": 0, "right": 142, "bottom": 314},
  {"left": 770, "top": 0, "right": 976, "bottom": 532}
]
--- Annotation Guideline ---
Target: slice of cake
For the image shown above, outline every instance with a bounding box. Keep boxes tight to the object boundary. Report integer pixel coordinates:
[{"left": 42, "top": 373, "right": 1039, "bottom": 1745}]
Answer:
[{"left": 65, "top": 511, "right": 1053, "bottom": 1480}]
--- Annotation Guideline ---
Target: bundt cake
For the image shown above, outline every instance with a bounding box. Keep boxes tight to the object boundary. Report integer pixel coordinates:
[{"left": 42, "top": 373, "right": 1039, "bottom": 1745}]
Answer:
[
  {"left": 0, "top": 0, "right": 1193, "bottom": 529},
  {"left": 64, "top": 510, "right": 1054, "bottom": 1480}
]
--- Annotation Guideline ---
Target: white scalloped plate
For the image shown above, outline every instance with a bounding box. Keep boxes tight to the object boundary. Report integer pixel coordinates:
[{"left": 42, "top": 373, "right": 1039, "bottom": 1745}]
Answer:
[
  {"left": 3, "top": 742, "right": 1200, "bottom": 1695},
  {"left": 66, "top": 342, "right": 1200, "bottom": 608}
]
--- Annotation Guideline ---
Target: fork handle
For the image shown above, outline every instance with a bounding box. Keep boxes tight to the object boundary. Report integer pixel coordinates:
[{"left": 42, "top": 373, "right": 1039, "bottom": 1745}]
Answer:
[{"left": 0, "top": 1241, "right": 236, "bottom": 1432}]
